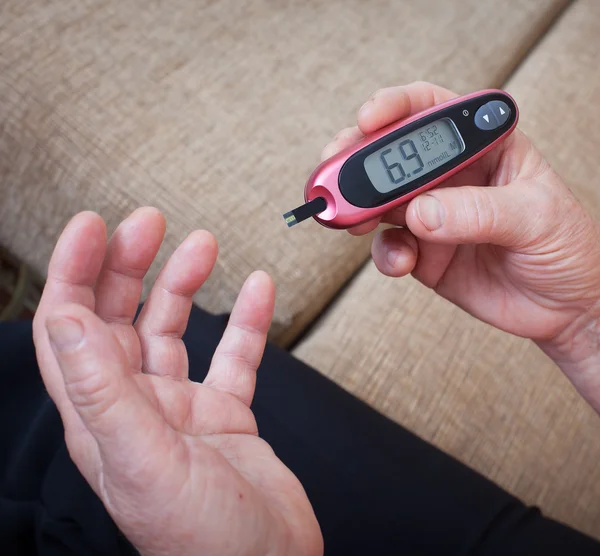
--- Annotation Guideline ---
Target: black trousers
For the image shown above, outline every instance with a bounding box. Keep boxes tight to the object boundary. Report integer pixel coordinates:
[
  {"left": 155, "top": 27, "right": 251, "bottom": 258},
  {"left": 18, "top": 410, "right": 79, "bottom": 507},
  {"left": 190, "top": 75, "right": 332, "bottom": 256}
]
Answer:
[{"left": 1, "top": 307, "right": 599, "bottom": 555}]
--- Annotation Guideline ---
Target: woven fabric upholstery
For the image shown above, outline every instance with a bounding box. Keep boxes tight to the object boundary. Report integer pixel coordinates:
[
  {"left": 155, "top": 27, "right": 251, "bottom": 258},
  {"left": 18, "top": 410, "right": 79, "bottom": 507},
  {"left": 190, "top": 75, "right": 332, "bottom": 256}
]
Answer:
[{"left": 0, "top": 0, "right": 568, "bottom": 344}]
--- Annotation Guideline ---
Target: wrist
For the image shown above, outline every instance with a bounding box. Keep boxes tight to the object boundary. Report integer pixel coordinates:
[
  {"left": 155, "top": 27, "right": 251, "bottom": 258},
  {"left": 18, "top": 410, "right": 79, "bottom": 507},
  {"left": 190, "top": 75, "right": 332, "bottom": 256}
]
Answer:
[{"left": 537, "top": 307, "right": 600, "bottom": 414}]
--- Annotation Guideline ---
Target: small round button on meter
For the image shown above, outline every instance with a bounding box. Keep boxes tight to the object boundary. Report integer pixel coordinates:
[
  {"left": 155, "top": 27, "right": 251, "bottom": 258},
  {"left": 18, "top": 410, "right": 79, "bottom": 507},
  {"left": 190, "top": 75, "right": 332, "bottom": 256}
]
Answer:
[
  {"left": 474, "top": 104, "right": 499, "bottom": 130},
  {"left": 488, "top": 100, "right": 511, "bottom": 126},
  {"left": 474, "top": 100, "right": 511, "bottom": 131}
]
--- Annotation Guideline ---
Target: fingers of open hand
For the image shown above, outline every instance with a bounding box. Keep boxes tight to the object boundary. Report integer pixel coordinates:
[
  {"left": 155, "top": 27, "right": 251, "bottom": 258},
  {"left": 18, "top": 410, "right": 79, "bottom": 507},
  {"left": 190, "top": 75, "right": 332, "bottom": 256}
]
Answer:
[
  {"left": 95, "top": 208, "right": 166, "bottom": 325},
  {"left": 33, "top": 212, "right": 107, "bottom": 412},
  {"left": 94, "top": 207, "right": 166, "bottom": 367},
  {"left": 204, "top": 271, "right": 275, "bottom": 407},
  {"left": 142, "top": 376, "right": 258, "bottom": 436},
  {"left": 134, "top": 230, "right": 219, "bottom": 379},
  {"left": 45, "top": 303, "right": 174, "bottom": 483},
  {"left": 38, "top": 212, "right": 107, "bottom": 316}
]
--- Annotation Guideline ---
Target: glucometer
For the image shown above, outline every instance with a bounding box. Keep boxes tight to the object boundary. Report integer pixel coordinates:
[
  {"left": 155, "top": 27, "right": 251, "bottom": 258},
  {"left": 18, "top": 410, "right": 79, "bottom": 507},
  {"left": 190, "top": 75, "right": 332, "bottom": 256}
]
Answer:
[{"left": 283, "top": 89, "right": 518, "bottom": 229}]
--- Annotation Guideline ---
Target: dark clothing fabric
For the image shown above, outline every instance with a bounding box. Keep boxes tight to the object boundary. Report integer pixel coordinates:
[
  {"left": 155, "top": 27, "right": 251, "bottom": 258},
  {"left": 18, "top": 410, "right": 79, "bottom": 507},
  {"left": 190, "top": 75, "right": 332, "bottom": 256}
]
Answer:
[{"left": 1, "top": 307, "right": 599, "bottom": 555}]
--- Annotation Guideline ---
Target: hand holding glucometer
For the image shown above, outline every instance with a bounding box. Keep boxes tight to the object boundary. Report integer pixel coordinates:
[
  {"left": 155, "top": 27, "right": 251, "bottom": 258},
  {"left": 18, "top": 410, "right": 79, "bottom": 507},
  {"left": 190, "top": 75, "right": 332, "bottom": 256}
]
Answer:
[
  {"left": 276, "top": 84, "right": 600, "bottom": 553},
  {"left": 284, "top": 89, "right": 517, "bottom": 229},
  {"left": 283, "top": 80, "right": 600, "bottom": 417}
]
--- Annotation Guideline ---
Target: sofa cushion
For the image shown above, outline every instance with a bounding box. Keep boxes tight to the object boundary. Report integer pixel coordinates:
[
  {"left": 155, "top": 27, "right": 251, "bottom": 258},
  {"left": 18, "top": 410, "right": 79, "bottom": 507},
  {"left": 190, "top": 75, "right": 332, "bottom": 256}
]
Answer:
[
  {"left": 0, "top": 0, "right": 569, "bottom": 344},
  {"left": 293, "top": 0, "right": 600, "bottom": 538}
]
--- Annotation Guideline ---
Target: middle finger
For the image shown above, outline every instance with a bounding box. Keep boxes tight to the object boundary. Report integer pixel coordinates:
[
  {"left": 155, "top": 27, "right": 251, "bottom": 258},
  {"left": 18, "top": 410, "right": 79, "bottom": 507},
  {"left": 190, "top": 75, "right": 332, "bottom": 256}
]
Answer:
[
  {"left": 94, "top": 207, "right": 166, "bottom": 368},
  {"left": 134, "top": 230, "right": 218, "bottom": 379}
]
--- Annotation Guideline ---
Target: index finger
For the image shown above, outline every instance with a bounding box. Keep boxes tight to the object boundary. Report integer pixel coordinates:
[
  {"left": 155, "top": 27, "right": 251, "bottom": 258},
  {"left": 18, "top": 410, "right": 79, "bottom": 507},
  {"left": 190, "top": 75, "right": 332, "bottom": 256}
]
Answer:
[{"left": 357, "top": 81, "right": 457, "bottom": 135}]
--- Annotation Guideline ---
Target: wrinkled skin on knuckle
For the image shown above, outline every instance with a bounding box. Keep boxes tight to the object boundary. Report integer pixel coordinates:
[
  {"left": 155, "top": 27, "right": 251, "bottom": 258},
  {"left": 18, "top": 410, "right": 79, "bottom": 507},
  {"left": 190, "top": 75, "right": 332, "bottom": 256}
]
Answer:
[
  {"left": 519, "top": 171, "right": 600, "bottom": 310},
  {"left": 457, "top": 187, "right": 497, "bottom": 240},
  {"left": 533, "top": 172, "right": 590, "bottom": 249},
  {"left": 64, "top": 366, "right": 117, "bottom": 418},
  {"left": 524, "top": 181, "right": 562, "bottom": 247},
  {"left": 490, "top": 131, "right": 549, "bottom": 190},
  {"left": 521, "top": 134, "right": 551, "bottom": 181},
  {"left": 505, "top": 167, "right": 575, "bottom": 251},
  {"left": 474, "top": 188, "right": 498, "bottom": 239}
]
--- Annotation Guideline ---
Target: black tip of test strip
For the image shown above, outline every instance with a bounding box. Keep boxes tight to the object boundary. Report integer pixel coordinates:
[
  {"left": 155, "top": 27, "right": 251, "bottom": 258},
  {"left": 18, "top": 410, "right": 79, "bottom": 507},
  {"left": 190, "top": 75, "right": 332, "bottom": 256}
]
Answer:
[{"left": 283, "top": 197, "right": 327, "bottom": 227}]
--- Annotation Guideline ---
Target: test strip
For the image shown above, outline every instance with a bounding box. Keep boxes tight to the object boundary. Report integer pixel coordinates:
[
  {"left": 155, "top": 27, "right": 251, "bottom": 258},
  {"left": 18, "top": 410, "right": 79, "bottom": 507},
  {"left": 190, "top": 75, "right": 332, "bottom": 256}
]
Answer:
[{"left": 283, "top": 197, "right": 327, "bottom": 227}]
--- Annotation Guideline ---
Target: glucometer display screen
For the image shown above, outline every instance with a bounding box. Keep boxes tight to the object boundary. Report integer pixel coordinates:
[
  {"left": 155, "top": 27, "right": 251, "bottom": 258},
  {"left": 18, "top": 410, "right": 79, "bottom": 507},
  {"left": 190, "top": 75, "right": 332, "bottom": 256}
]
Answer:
[{"left": 364, "top": 118, "right": 465, "bottom": 194}]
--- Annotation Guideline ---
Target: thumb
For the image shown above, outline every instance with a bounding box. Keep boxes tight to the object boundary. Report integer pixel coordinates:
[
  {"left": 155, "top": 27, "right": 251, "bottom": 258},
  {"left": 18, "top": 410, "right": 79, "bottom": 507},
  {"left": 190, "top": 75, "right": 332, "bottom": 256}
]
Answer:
[
  {"left": 406, "top": 183, "right": 546, "bottom": 247},
  {"left": 45, "top": 304, "right": 175, "bottom": 472}
]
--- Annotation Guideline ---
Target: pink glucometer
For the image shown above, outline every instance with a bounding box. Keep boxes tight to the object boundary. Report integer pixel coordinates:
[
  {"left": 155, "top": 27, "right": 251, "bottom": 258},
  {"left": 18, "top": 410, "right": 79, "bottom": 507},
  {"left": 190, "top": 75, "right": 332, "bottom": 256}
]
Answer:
[{"left": 283, "top": 89, "right": 518, "bottom": 229}]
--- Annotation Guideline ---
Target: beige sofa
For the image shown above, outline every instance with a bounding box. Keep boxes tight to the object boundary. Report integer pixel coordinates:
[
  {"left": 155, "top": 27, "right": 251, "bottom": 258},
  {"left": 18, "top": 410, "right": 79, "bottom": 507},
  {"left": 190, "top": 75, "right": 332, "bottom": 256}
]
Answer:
[{"left": 2, "top": 0, "right": 600, "bottom": 539}]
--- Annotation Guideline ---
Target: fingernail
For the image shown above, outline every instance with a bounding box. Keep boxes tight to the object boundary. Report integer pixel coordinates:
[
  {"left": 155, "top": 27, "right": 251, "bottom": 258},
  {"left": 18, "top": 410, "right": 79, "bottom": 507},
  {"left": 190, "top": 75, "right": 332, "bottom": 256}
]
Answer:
[
  {"left": 46, "top": 317, "right": 84, "bottom": 351},
  {"left": 359, "top": 100, "right": 372, "bottom": 116},
  {"left": 387, "top": 248, "right": 401, "bottom": 268},
  {"left": 416, "top": 195, "right": 445, "bottom": 231}
]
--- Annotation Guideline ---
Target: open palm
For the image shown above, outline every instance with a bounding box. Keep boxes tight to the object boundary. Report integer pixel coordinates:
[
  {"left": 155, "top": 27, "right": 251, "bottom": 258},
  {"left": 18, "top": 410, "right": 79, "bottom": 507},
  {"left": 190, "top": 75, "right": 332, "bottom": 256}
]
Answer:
[{"left": 32, "top": 208, "right": 323, "bottom": 556}]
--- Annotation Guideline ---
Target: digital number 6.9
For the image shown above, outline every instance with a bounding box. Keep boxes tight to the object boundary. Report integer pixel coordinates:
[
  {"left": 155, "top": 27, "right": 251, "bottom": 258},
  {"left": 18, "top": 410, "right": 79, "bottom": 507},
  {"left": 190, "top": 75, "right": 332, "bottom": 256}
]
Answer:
[
  {"left": 380, "top": 139, "right": 425, "bottom": 184},
  {"left": 398, "top": 140, "right": 424, "bottom": 176}
]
